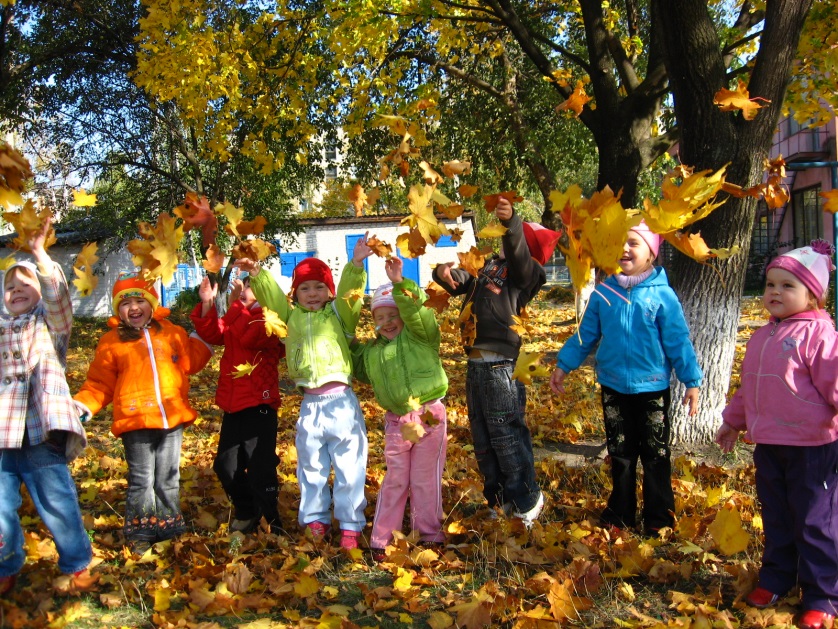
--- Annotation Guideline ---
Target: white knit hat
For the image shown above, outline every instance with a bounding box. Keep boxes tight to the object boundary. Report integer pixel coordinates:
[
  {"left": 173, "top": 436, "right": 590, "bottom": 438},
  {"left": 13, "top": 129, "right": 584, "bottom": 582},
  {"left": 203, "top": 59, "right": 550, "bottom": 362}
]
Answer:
[{"left": 371, "top": 283, "right": 397, "bottom": 312}]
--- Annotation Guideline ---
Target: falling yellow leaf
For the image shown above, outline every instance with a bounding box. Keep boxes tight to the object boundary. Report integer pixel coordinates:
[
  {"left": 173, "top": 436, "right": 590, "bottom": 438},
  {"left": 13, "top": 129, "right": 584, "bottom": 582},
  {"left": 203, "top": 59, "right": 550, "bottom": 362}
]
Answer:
[
  {"left": 401, "top": 421, "right": 426, "bottom": 444},
  {"left": 458, "top": 184, "right": 479, "bottom": 198},
  {"left": 72, "top": 242, "right": 99, "bottom": 297},
  {"left": 3, "top": 201, "right": 56, "bottom": 252},
  {"left": 556, "top": 81, "right": 591, "bottom": 116},
  {"left": 202, "top": 243, "right": 225, "bottom": 273},
  {"left": 407, "top": 396, "right": 422, "bottom": 411},
  {"left": 457, "top": 246, "right": 492, "bottom": 278},
  {"left": 713, "top": 79, "right": 769, "bottom": 121},
  {"left": 262, "top": 308, "right": 288, "bottom": 338},
  {"left": 232, "top": 361, "right": 259, "bottom": 379},
  {"left": 821, "top": 189, "right": 838, "bottom": 214},
  {"left": 401, "top": 184, "right": 449, "bottom": 246},
  {"left": 477, "top": 223, "right": 508, "bottom": 239},
  {"left": 72, "top": 189, "right": 97, "bottom": 207},
  {"left": 216, "top": 200, "right": 245, "bottom": 236},
  {"left": 512, "top": 352, "right": 552, "bottom": 384},
  {"left": 0, "top": 255, "right": 16, "bottom": 271}
]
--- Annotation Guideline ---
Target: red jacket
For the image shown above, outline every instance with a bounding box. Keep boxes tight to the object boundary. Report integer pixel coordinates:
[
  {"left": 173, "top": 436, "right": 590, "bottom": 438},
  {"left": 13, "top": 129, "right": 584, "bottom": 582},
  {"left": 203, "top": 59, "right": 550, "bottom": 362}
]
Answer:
[{"left": 190, "top": 300, "right": 284, "bottom": 413}]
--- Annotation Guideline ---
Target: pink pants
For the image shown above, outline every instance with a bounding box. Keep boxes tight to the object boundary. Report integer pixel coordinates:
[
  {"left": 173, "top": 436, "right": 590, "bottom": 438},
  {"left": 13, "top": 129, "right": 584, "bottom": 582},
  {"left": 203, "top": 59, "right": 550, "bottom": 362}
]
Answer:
[{"left": 370, "top": 400, "right": 447, "bottom": 550}]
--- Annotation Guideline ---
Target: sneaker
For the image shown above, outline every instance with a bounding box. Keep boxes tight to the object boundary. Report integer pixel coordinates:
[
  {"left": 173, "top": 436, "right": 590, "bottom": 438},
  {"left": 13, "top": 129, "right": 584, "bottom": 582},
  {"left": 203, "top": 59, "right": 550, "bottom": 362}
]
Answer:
[
  {"left": 339, "top": 530, "right": 360, "bottom": 550},
  {"left": 370, "top": 547, "right": 387, "bottom": 562},
  {"left": 130, "top": 540, "right": 154, "bottom": 555},
  {"left": 0, "top": 575, "right": 15, "bottom": 597},
  {"left": 745, "top": 586, "right": 780, "bottom": 608},
  {"left": 306, "top": 521, "right": 331, "bottom": 541},
  {"left": 230, "top": 517, "right": 259, "bottom": 533},
  {"left": 797, "top": 610, "right": 835, "bottom": 629},
  {"left": 513, "top": 491, "right": 544, "bottom": 529}
]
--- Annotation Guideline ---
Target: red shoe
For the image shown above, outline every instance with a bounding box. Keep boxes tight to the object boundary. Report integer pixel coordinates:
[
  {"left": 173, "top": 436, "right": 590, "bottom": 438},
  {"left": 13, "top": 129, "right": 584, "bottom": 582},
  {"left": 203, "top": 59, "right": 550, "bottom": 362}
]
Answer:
[
  {"left": 797, "top": 610, "right": 835, "bottom": 629},
  {"left": 746, "top": 586, "right": 780, "bottom": 608},
  {"left": 306, "top": 521, "right": 331, "bottom": 541},
  {"left": 0, "top": 575, "right": 15, "bottom": 597},
  {"left": 370, "top": 548, "right": 386, "bottom": 562},
  {"left": 339, "top": 530, "right": 360, "bottom": 550}
]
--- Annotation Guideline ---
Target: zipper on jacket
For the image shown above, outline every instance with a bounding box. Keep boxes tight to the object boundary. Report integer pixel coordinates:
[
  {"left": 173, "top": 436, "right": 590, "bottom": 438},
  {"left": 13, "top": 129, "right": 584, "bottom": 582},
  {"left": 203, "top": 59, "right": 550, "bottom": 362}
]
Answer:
[
  {"left": 143, "top": 328, "right": 170, "bottom": 429},
  {"left": 769, "top": 320, "right": 779, "bottom": 336}
]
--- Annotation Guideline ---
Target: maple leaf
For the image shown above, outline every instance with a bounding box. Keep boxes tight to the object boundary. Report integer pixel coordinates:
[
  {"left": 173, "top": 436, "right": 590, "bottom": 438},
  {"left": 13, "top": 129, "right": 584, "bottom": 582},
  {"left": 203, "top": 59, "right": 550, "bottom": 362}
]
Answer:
[
  {"left": 175, "top": 192, "right": 217, "bottom": 248},
  {"left": 235, "top": 215, "right": 268, "bottom": 236},
  {"left": 714, "top": 79, "right": 770, "bottom": 121},
  {"left": 348, "top": 184, "right": 367, "bottom": 217},
  {"left": 3, "top": 201, "right": 56, "bottom": 252},
  {"left": 448, "top": 227, "right": 465, "bottom": 243},
  {"left": 708, "top": 501, "right": 750, "bottom": 555},
  {"left": 401, "top": 421, "right": 426, "bottom": 444},
  {"left": 442, "top": 160, "right": 472, "bottom": 178},
  {"left": 483, "top": 190, "right": 523, "bottom": 213},
  {"left": 72, "top": 189, "right": 97, "bottom": 207},
  {"left": 127, "top": 212, "right": 184, "bottom": 285},
  {"left": 262, "top": 308, "right": 288, "bottom": 338},
  {"left": 366, "top": 187, "right": 380, "bottom": 208},
  {"left": 477, "top": 222, "right": 508, "bottom": 239},
  {"left": 509, "top": 314, "right": 531, "bottom": 337},
  {"left": 0, "top": 143, "right": 33, "bottom": 208},
  {"left": 342, "top": 287, "right": 365, "bottom": 307},
  {"left": 396, "top": 228, "right": 427, "bottom": 258},
  {"left": 401, "top": 184, "right": 449, "bottom": 246},
  {"left": 72, "top": 242, "right": 99, "bottom": 297},
  {"left": 663, "top": 231, "right": 714, "bottom": 263},
  {"left": 822, "top": 189, "right": 838, "bottom": 214},
  {"left": 642, "top": 166, "right": 727, "bottom": 235},
  {"left": 424, "top": 282, "right": 451, "bottom": 313},
  {"left": 449, "top": 588, "right": 494, "bottom": 629},
  {"left": 366, "top": 235, "right": 392, "bottom": 258},
  {"left": 708, "top": 245, "right": 741, "bottom": 260},
  {"left": 436, "top": 202, "right": 465, "bottom": 220},
  {"left": 0, "top": 255, "right": 16, "bottom": 271},
  {"left": 457, "top": 246, "right": 492, "bottom": 278},
  {"left": 548, "top": 579, "right": 591, "bottom": 621},
  {"left": 231, "top": 238, "right": 276, "bottom": 261},
  {"left": 202, "top": 243, "right": 225, "bottom": 273},
  {"left": 232, "top": 361, "right": 259, "bottom": 379},
  {"left": 458, "top": 184, "right": 479, "bottom": 198},
  {"left": 556, "top": 81, "right": 591, "bottom": 116},
  {"left": 419, "top": 160, "right": 444, "bottom": 185},
  {"left": 512, "top": 352, "right": 552, "bottom": 384},
  {"left": 216, "top": 200, "right": 245, "bottom": 237}
]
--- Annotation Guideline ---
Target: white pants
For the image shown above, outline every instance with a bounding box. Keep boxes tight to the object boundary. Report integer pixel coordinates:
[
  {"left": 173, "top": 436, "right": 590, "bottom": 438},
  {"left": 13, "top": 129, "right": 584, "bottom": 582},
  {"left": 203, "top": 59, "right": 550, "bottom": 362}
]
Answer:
[{"left": 296, "top": 388, "right": 368, "bottom": 531}]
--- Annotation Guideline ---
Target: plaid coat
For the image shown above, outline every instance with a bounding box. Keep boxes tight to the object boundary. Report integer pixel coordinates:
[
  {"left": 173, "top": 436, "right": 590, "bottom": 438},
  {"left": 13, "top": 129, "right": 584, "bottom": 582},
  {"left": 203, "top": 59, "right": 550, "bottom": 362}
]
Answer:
[{"left": 0, "top": 261, "right": 88, "bottom": 461}]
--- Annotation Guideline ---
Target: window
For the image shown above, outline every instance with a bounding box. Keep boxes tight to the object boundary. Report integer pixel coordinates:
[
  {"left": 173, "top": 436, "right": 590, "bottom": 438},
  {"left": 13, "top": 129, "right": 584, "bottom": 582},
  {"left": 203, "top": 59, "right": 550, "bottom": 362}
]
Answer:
[
  {"left": 325, "top": 143, "right": 338, "bottom": 180},
  {"left": 792, "top": 186, "right": 823, "bottom": 246}
]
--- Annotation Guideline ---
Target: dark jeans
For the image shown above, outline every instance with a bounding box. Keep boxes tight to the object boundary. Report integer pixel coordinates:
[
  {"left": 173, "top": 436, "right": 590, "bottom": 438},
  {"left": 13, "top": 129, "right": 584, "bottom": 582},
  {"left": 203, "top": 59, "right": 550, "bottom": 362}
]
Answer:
[
  {"left": 466, "top": 359, "right": 540, "bottom": 512},
  {"left": 600, "top": 385, "right": 673, "bottom": 532},
  {"left": 755, "top": 442, "right": 838, "bottom": 615},
  {"left": 213, "top": 405, "right": 281, "bottom": 526},
  {"left": 122, "top": 426, "right": 185, "bottom": 542}
]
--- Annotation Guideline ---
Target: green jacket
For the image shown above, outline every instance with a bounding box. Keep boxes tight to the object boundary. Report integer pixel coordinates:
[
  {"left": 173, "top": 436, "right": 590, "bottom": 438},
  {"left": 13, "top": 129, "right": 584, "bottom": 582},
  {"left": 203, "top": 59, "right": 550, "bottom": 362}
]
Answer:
[
  {"left": 251, "top": 263, "right": 366, "bottom": 389},
  {"left": 352, "top": 278, "right": 448, "bottom": 416}
]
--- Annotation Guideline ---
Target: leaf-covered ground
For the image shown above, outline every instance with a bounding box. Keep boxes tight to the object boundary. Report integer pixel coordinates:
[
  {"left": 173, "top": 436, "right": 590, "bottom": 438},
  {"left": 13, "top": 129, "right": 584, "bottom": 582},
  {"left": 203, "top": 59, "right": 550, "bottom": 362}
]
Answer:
[{"left": 1, "top": 294, "right": 787, "bottom": 629}]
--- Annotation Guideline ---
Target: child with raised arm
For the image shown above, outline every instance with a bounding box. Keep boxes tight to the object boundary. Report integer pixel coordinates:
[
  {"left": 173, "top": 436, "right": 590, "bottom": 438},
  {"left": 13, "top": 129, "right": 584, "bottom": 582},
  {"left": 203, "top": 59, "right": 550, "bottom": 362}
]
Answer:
[
  {"left": 352, "top": 257, "right": 449, "bottom": 560},
  {"left": 551, "top": 222, "right": 701, "bottom": 536},
  {"left": 237, "top": 236, "right": 373, "bottom": 549},
  {"left": 0, "top": 217, "right": 94, "bottom": 596},
  {"left": 715, "top": 241, "right": 838, "bottom": 629},
  {"left": 74, "top": 272, "right": 212, "bottom": 554},
  {"left": 190, "top": 274, "right": 285, "bottom": 535},
  {"left": 432, "top": 196, "right": 560, "bottom": 528}
]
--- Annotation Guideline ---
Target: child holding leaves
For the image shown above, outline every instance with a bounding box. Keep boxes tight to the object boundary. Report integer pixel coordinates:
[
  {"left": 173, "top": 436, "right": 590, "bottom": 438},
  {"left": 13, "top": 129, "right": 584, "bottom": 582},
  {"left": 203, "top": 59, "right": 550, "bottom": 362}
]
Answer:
[
  {"left": 352, "top": 257, "right": 449, "bottom": 560},
  {"left": 432, "top": 195, "right": 560, "bottom": 528},
  {"left": 75, "top": 272, "right": 212, "bottom": 553},
  {"left": 237, "top": 236, "right": 373, "bottom": 549},
  {"left": 551, "top": 222, "right": 701, "bottom": 536},
  {"left": 716, "top": 241, "right": 838, "bottom": 629},
  {"left": 0, "top": 217, "right": 95, "bottom": 595},
  {"left": 190, "top": 273, "right": 285, "bottom": 535}
]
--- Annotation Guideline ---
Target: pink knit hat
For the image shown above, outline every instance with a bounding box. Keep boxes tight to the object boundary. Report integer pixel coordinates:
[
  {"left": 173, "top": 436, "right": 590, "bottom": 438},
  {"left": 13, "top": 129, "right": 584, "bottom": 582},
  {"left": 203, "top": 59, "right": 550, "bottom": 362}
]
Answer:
[
  {"left": 767, "top": 239, "right": 835, "bottom": 303},
  {"left": 630, "top": 220, "right": 661, "bottom": 258},
  {"left": 371, "top": 283, "right": 397, "bottom": 312}
]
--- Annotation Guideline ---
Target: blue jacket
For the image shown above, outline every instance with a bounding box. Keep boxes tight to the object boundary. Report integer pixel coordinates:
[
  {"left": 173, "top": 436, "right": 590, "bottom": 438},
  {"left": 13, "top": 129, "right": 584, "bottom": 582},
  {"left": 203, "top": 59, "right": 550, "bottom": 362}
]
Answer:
[{"left": 556, "top": 267, "right": 702, "bottom": 394}]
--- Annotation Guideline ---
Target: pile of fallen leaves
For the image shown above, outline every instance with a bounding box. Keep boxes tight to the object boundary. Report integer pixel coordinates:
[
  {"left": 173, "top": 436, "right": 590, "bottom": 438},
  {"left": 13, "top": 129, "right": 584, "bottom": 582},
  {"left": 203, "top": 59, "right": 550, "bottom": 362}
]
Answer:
[{"left": 0, "top": 296, "right": 781, "bottom": 629}]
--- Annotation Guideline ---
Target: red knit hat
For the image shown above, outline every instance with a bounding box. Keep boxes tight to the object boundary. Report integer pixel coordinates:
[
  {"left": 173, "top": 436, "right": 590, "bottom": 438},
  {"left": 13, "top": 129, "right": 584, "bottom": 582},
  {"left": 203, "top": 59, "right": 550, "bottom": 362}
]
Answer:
[
  {"left": 522, "top": 222, "right": 562, "bottom": 265},
  {"left": 291, "top": 258, "right": 335, "bottom": 297},
  {"left": 112, "top": 271, "right": 159, "bottom": 315}
]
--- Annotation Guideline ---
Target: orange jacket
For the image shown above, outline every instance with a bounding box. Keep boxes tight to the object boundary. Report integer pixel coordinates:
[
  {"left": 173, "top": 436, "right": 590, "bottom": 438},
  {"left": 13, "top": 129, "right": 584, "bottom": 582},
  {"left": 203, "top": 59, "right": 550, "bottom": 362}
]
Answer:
[{"left": 75, "top": 316, "right": 212, "bottom": 437}]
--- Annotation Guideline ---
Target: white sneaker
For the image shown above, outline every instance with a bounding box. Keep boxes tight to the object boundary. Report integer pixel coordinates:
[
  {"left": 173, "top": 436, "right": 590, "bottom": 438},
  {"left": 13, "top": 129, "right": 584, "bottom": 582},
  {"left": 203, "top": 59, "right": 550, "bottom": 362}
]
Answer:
[{"left": 513, "top": 492, "right": 544, "bottom": 529}]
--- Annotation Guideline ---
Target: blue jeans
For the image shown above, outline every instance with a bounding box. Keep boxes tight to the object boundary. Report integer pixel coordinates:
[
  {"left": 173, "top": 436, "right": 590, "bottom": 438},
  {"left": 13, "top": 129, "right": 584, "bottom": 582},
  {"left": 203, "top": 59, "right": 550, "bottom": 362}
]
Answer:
[
  {"left": 122, "top": 426, "right": 185, "bottom": 542},
  {"left": 0, "top": 440, "right": 92, "bottom": 576},
  {"left": 466, "top": 360, "right": 540, "bottom": 512}
]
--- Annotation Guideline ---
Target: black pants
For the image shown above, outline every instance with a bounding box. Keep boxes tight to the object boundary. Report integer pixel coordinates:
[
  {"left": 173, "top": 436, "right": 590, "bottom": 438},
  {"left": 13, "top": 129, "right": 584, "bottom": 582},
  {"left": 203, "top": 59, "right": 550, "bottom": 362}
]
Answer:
[
  {"left": 213, "top": 405, "right": 281, "bottom": 526},
  {"left": 599, "top": 385, "right": 673, "bottom": 533}
]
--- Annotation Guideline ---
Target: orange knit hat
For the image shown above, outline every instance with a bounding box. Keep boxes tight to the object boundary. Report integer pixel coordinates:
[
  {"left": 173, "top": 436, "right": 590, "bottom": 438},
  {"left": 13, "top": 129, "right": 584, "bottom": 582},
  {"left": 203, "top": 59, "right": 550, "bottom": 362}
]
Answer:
[{"left": 112, "top": 271, "right": 159, "bottom": 315}]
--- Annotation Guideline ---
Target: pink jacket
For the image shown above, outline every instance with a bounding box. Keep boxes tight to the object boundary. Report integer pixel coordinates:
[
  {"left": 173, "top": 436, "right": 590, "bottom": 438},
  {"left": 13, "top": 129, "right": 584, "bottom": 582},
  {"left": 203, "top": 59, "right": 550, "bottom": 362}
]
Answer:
[{"left": 723, "top": 309, "right": 838, "bottom": 446}]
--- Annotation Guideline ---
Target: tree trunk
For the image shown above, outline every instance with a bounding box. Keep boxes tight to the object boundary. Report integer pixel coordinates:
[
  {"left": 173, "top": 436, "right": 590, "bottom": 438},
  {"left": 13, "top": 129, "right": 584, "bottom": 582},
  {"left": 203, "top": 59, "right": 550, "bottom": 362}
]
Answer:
[{"left": 654, "top": 0, "right": 814, "bottom": 443}]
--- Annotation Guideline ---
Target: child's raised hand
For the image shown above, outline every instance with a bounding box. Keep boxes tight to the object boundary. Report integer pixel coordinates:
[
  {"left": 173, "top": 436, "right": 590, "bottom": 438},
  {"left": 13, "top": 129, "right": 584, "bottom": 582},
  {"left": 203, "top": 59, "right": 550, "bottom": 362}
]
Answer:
[
  {"left": 436, "top": 262, "right": 459, "bottom": 289},
  {"left": 229, "top": 279, "right": 243, "bottom": 303},
  {"left": 29, "top": 215, "right": 53, "bottom": 265},
  {"left": 682, "top": 387, "right": 699, "bottom": 416},
  {"left": 714, "top": 422, "right": 739, "bottom": 453},
  {"left": 235, "top": 258, "right": 260, "bottom": 276},
  {"left": 352, "top": 232, "right": 374, "bottom": 267},
  {"left": 198, "top": 276, "right": 217, "bottom": 304},
  {"left": 384, "top": 257, "right": 403, "bottom": 283},
  {"left": 495, "top": 196, "right": 514, "bottom": 221},
  {"left": 549, "top": 368, "right": 567, "bottom": 395}
]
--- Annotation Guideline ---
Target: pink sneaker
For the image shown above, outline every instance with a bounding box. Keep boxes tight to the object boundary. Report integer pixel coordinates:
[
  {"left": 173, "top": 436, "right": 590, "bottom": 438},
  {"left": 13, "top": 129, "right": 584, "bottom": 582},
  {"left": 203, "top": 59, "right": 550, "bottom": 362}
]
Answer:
[
  {"left": 746, "top": 586, "right": 780, "bottom": 608},
  {"left": 306, "top": 521, "right": 331, "bottom": 541},
  {"left": 340, "top": 530, "right": 360, "bottom": 550}
]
